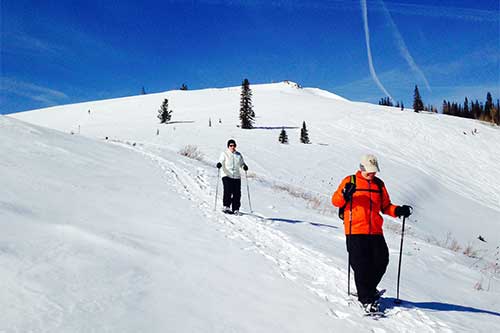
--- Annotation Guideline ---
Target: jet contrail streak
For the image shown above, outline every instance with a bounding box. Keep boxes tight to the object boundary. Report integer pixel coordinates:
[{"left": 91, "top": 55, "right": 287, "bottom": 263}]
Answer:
[
  {"left": 379, "top": 0, "right": 431, "bottom": 92},
  {"left": 360, "top": 0, "right": 393, "bottom": 100}
]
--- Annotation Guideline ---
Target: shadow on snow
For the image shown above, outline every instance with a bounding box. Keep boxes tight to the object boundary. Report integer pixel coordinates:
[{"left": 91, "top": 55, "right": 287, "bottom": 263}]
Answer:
[
  {"left": 382, "top": 297, "right": 500, "bottom": 317},
  {"left": 251, "top": 126, "right": 300, "bottom": 130},
  {"left": 165, "top": 120, "right": 195, "bottom": 124},
  {"left": 241, "top": 212, "right": 338, "bottom": 229}
]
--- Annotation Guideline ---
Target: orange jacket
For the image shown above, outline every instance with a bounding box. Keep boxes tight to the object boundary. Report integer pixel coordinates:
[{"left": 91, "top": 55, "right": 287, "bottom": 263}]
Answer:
[{"left": 332, "top": 171, "right": 398, "bottom": 235}]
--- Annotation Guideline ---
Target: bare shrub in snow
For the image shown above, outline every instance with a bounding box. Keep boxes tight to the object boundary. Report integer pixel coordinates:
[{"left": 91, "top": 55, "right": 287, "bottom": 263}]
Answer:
[
  {"left": 427, "top": 232, "right": 481, "bottom": 259},
  {"left": 179, "top": 145, "right": 204, "bottom": 161},
  {"left": 473, "top": 281, "right": 483, "bottom": 291},
  {"left": 463, "top": 243, "right": 479, "bottom": 258},
  {"left": 269, "top": 183, "right": 336, "bottom": 216},
  {"left": 449, "top": 239, "right": 462, "bottom": 252}
]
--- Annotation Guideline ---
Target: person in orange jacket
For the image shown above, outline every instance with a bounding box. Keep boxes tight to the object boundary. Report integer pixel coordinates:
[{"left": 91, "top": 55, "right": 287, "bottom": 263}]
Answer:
[{"left": 332, "top": 154, "right": 412, "bottom": 312}]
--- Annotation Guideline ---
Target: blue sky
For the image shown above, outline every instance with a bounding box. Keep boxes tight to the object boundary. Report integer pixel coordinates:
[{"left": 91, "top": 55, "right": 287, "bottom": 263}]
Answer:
[{"left": 1, "top": 0, "right": 499, "bottom": 114}]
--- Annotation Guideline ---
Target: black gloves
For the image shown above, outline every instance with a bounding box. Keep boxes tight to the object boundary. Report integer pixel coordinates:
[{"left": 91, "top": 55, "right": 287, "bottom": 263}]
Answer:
[
  {"left": 243, "top": 164, "right": 248, "bottom": 171},
  {"left": 395, "top": 205, "right": 412, "bottom": 218},
  {"left": 216, "top": 162, "right": 222, "bottom": 169},
  {"left": 342, "top": 183, "right": 356, "bottom": 201}
]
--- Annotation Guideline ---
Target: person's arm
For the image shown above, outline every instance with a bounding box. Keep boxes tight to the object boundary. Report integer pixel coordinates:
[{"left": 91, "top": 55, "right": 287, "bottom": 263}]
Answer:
[
  {"left": 217, "top": 152, "right": 225, "bottom": 168},
  {"left": 332, "top": 177, "right": 350, "bottom": 208},
  {"left": 382, "top": 184, "right": 413, "bottom": 218},
  {"left": 239, "top": 154, "right": 248, "bottom": 170},
  {"left": 380, "top": 185, "right": 398, "bottom": 217}
]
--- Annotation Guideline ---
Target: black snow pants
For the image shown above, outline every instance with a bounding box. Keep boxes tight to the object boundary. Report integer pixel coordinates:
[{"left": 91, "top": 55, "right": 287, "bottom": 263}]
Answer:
[
  {"left": 346, "top": 234, "right": 389, "bottom": 304},
  {"left": 222, "top": 176, "right": 241, "bottom": 212}
]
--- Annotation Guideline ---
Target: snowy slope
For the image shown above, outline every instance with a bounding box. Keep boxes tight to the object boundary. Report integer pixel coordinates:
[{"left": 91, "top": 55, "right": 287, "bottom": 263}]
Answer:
[
  {"left": 0, "top": 116, "right": 341, "bottom": 332},
  {"left": 4, "top": 81, "right": 500, "bottom": 332}
]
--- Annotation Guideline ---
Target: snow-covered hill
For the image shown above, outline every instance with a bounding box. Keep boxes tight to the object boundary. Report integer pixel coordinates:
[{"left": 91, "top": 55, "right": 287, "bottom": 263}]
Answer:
[{"left": 3, "top": 82, "right": 500, "bottom": 332}]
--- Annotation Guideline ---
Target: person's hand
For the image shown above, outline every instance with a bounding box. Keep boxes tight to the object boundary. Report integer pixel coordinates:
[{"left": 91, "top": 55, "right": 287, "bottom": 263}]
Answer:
[
  {"left": 243, "top": 164, "right": 248, "bottom": 171},
  {"left": 342, "top": 183, "right": 356, "bottom": 201},
  {"left": 216, "top": 162, "right": 222, "bottom": 169},
  {"left": 395, "top": 205, "right": 412, "bottom": 218}
]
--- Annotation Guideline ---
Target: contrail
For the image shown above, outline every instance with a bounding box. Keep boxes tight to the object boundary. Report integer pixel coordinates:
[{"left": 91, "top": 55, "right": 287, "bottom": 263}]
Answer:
[
  {"left": 360, "top": 0, "right": 393, "bottom": 100},
  {"left": 379, "top": 0, "right": 431, "bottom": 92}
]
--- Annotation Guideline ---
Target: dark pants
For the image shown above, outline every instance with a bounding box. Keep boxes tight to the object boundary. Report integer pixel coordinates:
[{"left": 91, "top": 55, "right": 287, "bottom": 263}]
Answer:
[
  {"left": 346, "top": 234, "right": 389, "bottom": 304},
  {"left": 222, "top": 176, "right": 241, "bottom": 211}
]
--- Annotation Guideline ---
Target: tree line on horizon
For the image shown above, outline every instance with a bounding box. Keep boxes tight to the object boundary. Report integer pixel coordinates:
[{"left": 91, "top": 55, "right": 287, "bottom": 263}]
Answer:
[{"left": 379, "top": 85, "right": 499, "bottom": 125}]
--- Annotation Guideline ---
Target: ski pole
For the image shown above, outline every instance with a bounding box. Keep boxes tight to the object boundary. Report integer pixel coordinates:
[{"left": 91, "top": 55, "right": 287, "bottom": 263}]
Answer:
[
  {"left": 395, "top": 215, "right": 407, "bottom": 304},
  {"left": 347, "top": 198, "right": 353, "bottom": 296},
  {"left": 245, "top": 170, "right": 253, "bottom": 213},
  {"left": 214, "top": 168, "right": 220, "bottom": 211}
]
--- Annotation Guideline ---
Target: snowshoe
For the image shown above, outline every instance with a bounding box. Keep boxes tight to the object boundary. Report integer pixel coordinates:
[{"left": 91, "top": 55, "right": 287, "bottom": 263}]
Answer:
[{"left": 362, "top": 300, "right": 385, "bottom": 318}]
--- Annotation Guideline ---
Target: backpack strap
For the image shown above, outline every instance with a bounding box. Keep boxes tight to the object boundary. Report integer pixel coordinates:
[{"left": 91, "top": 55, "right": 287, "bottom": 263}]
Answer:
[{"left": 372, "top": 177, "right": 385, "bottom": 211}]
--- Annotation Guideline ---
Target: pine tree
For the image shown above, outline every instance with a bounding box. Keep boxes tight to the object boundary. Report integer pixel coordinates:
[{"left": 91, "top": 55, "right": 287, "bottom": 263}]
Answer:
[
  {"left": 442, "top": 100, "right": 449, "bottom": 114},
  {"left": 413, "top": 85, "right": 424, "bottom": 112},
  {"left": 463, "top": 97, "right": 471, "bottom": 118},
  {"left": 141, "top": 86, "right": 146, "bottom": 95},
  {"left": 497, "top": 99, "right": 500, "bottom": 125},
  {"left": 491, "top": 104, "right": 499, "bottom": 124},
  {"left": 239, "top": 78, "right": 255, "bottom": 129},
  {"left": 180, "top": 83, "right": 188, "bottom": 91},
  {"left": 279, "top": 127, "right": 288, "bottom": 144},
  {"left": 485, "top": 92, "right": 493, "bottom": 116},
  {"left": 479, "top": 102, "right": 485, "bottom": 120},
  {"left": 300, "top": 121, "right": 310, "bottom": 144},
  {"left": 474, "top": 100, "right": 481, "bottom": 119},
  {"left": 401, "top": 102, "right": 404, "bottom": 110},
  {"left": 157, "top": 98, "right": 173, "bottom": 123}
]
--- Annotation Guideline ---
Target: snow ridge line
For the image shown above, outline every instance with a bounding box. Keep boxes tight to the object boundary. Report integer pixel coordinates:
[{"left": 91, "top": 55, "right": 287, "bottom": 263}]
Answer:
[{"left": 117, "top": 143, "right": 446, "bottom": 331}]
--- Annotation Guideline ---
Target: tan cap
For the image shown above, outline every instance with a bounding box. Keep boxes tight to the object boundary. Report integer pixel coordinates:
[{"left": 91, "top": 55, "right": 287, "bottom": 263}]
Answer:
[{"left": 360, "top": 154, "right": 380, "bottom": 172}]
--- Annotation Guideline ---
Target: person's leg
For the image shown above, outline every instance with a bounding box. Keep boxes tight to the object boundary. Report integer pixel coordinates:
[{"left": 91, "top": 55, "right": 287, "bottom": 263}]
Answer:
[
  {"left": 231, "top": 178, "right": 242, "bottom": 211},
  {"left": 370, "top": 235, "right": 389, "bottom": 294},
  {"left": 222, "top": 177, "right": 231, "bottom": 209},
  {"left": 347, "top": 235, "right": 374, "bottom": 304}
]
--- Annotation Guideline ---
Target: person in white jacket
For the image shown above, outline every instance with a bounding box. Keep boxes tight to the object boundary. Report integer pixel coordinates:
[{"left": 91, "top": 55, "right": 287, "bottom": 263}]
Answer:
[{"left": 216, "top": 139, "right": 248, "bottom": 215}]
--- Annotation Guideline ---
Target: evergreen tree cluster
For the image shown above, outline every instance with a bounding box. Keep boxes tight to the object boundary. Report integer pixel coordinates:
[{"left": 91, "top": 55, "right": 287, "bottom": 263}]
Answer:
[
  {"left": 442, "top": 92, "right": 499, "bottom": 124},
  {"left": 378, "top": 97, "right": 393, "bottom": 106},
  {"left": 379, "top": 97, "right": 405, "bottom": 110},
  {"left": 180, "top": 84, "right": 188, "bottom": 91},
  {"left": 239, "top": 79, "right": 255, "bottom": 129}
]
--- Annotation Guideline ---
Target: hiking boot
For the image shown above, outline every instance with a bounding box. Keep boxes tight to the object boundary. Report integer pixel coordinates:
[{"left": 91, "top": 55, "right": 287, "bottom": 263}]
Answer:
[
  {"left": 223, "top": 206, "right": 231, "bottom": 213},
  {"left": 233, "top": 210, "right": 240, "bottom": 216}
]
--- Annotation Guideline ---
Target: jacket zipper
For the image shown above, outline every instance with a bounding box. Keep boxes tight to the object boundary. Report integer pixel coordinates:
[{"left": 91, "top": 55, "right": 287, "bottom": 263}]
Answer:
[{"left": 368, "top": 180, "right": 372, "bottom": 234}]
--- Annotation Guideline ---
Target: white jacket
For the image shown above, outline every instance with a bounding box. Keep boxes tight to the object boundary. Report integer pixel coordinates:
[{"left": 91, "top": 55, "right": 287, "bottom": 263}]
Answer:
[{"left": 218, "top": 149, "right": 246, "bottom": 179}]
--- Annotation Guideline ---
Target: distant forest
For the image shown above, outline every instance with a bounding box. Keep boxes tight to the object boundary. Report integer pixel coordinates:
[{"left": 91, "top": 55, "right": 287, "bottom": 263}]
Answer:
[{"left": 379, "top": 86, "right": 499, "bottom": 125}]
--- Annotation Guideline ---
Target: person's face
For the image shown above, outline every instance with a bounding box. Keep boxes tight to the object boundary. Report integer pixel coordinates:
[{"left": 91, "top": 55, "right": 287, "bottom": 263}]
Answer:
[
  {"left": 361, "top": 171, "right": 376, "bottom": 180},
  {"left": 228, "top": 143, "right": 236, "bottom": 152}
]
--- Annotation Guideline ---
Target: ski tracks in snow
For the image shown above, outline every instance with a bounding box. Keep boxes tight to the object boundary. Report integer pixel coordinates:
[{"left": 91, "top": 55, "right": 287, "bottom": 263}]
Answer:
[{"left": 121, "top": 143, "right": 450, "bottom": 332}]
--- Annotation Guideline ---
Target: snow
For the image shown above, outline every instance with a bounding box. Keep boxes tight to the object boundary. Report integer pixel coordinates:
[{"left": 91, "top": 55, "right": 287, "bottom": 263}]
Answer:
[{"left": 3, "top": 81, "right": 500, "bottom": 332}]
